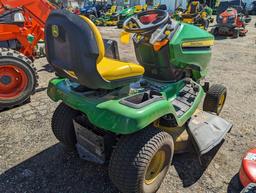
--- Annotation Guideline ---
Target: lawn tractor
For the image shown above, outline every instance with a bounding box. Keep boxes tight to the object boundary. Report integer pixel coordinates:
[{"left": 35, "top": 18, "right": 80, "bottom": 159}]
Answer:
[
  {"left": 239, "top": 149, "right": 256, "bottom": 188},
  {"left": 176, "top": 0, "right": 213, "bottom": 30},
  {"left": 80, "top": 0, "right": 107, "bottom": 20},
  {"left": 45, "top": 9, "right": 232, "bottom": 193},
  {"left": 116, "top": 6, "right": 139, "bottom": 28},
  {"left": 95, "top": 5, "right": 147, "bottom": 27},
  {"left": 93, "top": 5, "right": 123, "bottom": 26},
  {"left": 211, "top": 0, "right": 251, "bottom": 38},
  {"left": 0, "top": 0, "right": 55, "bottom": 109}
]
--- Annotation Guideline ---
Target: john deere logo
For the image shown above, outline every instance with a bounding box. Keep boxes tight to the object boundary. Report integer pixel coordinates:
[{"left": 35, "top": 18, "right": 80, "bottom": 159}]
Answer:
[{"left": 52, "top": 25, "right": 59, "bottom": 38}]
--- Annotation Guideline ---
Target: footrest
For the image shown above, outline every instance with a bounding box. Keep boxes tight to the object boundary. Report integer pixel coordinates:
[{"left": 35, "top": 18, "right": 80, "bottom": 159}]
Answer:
[
  {"left": 172, "top": 83, "right": 199, "bottom": 117},
  {"left": 187, "top": 110, "right": 232, "bottom": 156}
]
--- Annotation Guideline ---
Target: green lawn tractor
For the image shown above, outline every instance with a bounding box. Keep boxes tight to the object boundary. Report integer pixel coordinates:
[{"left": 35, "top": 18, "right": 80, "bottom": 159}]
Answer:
[
  {"left": 116, "top": 6, "right": 137, "bottom": 28},
  {"left": 45, "top": 9, "right": 232, "bottom": 193},
  {"left": 174, "top": 1, "right": 214, "bottom": 30},
  {"left": 93, "top": 5, "right": 123, "bottom": 26}
]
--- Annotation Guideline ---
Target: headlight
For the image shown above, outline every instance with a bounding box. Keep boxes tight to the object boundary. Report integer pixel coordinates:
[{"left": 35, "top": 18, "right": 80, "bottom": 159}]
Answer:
[{"left": 14, "top": 12, "right": 25, "bottom": 22}]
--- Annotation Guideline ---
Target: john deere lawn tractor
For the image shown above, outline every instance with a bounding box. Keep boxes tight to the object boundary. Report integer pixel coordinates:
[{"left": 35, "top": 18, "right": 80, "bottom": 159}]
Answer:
[
  {"left": 93, "top": 5, "right": 122, "bottom": 26},
  {"left": 45, "top": 9, "right": 232, "bottom": 193},
  {"left": 176, "top": 0, "right": 213, "bottom": 30},
  {"left": 116, "top": 6, "right": 137, "bottom": 28}
]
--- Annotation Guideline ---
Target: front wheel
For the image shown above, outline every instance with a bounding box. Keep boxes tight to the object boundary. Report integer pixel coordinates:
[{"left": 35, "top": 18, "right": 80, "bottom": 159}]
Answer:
[
  {"left": 232, "top": 29, "right": 239, "bottom": 38},
  {"left": 109, "top": 127, "right": 174, "bottom": 193},
  {"left": 203, "top": 84, "right": 227, "bottom": 115}
]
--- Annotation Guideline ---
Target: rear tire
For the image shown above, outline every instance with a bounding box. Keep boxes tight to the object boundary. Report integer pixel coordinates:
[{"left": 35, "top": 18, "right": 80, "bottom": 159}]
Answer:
[
  {"left": 203, "top": 84, "right": 227, "bottom": 115},
  {"left": 211, "top": 27, "right": 218, "bottom": 35},
  {"left": 109, "top": 127, "right": 174, "bottom": 193},
  {"left": 232, "top": 29, "right": 239, "bottom": 38},
  {"left": 0, "top": 48, "right": 38, "bottom": 109},
  {"left": 52, "top": 103, "right": 80, "bottom": 149}
]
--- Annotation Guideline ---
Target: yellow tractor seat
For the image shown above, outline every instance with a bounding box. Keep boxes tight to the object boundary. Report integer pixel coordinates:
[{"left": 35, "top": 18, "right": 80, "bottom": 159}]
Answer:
[
  {"left": 134, "top": 5, "right": 147, "bottom": 13},
  {"left": 106, "top": 5, "right": 117, "bottom": 16},
  {"left": 45, "top": 10, "right": 144, "bottom": 90},
  {"left": 98, "top": 57, "right": 144, "bottom": 81}
]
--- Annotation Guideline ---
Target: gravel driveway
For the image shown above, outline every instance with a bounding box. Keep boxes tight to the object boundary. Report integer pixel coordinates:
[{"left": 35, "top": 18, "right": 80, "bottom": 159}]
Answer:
[{"left": 0, "top": 16, "right": 255, "bottom": 193}]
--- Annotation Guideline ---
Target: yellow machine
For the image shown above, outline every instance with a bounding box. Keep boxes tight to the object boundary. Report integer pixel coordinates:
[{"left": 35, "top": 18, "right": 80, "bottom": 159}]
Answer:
[
  {"left": 105, "top": 5, "right": 117, "bottom": 16},
  {"left": 179, "top": 1, "right": 211, "bottom": 29},
  {"left": 134, "top": 4, "right": 147, "bottom": 13}
]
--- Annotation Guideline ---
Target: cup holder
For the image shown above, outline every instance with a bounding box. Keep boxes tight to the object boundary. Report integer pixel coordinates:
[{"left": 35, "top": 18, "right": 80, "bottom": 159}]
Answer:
[{"left": 120, "top": 90, "right": 164, "bottom": 109}]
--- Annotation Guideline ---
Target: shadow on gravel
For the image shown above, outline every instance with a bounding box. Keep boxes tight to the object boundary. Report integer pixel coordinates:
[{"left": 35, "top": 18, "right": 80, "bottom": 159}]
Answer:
[
  {"left": 214, "top": 35, "right": 228, "bottom": 40},
  {"left": 37, "top": 64, "right": 55, "bottom": 73},
  {"left": 172, "top": 142, "right": 223, "bottom": 187},
  {"left": 227, "top": 173, "right": 243, "bottom": 193},
  {"left": 0, "top": 144, "right": 120, "bottom": 193}
]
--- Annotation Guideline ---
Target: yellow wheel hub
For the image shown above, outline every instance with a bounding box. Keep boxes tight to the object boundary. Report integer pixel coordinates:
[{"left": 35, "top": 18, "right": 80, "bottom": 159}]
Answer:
[
  {"left": 144, "top": 150, "right": 166, "bottom": 185},
  {"left": 217, "top": 94, "right": 225, "bottom": 113}
]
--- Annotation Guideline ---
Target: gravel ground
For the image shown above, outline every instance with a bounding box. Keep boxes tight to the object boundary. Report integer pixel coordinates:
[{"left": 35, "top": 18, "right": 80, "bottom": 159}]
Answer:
[{"left": 0, "top": 17, "right": 255, "bottom": 193}]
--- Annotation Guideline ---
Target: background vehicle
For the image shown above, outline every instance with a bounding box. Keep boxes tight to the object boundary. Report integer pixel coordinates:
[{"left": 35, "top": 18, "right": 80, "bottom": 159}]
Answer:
[
  {"left": 93, "top": 5, "right": 123, "bottom": 26},
  {"left": 174, "top": 0, "right": 213, "bottom": 29},
  {"left": 116, "top": 6, "right": 137, "bottom": 28},
  {"left": 45, "top": 9, "right": 232, "bottom": 193},
  {"left": 246, "top": 0, "right": 256, "bottom": 14},
  {"left": 239, "top": 149, "right": 256, "bottom": 187},
  {"left": 211, "top": 0, "right": 251, "bottom": 37},
  {"left": 0, "top": 0, "right": 55, "bottom": 109},
  {"left": 80, "top": 0, "right": 106, "bottom": 19}
]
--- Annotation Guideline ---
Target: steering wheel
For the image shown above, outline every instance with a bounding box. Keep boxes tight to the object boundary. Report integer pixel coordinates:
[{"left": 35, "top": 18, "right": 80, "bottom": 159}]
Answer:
[{"left": 123, "top": 9, "right": 170, "bottom": 33}]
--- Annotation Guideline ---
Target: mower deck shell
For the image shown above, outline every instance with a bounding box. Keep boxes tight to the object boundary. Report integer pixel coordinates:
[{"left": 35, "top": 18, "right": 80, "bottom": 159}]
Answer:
[{"left": 47, "top": 78, "right": 204, "bottom": 134}]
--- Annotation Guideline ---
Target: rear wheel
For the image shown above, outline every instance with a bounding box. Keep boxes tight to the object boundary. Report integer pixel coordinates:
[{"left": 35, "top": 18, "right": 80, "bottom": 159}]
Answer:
[
  {"left": 203, "top": 84, "right": 227, "bottom": 115},
  {"left": 0, "top": 48, "right": 38, "bottom": 109},
  {"left": 52, "top": 103, "right": 80, "bottom": 149},
  {"left": 232, "top": 29, "right": 239, "bottom": 38},
  {"left": 109, "top": 127, "right": 174, "bottom": 193},
  {"left": 211, "top": 27, "right": 219, "bottom": 35}
]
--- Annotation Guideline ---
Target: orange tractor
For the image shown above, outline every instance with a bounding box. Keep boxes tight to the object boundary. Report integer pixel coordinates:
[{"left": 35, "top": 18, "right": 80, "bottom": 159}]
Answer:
[{"left": 0, "top": 0, "right": 55, "bottom": 109}]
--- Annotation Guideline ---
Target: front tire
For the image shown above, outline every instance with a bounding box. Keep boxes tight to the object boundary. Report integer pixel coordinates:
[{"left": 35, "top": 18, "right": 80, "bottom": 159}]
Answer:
[
  {"left": 51, "top": 103, "right": 80, "bottom": 149},
  {"left": 203, "top": 84, "right": 227, "bottom": 115},
  {"left": 109, "top": 127, "right": 174, "bottom": 193}
]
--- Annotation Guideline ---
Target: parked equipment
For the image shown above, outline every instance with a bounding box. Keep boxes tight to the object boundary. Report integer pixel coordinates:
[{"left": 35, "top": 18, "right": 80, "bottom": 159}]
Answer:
[
  {"left": 0, "top": 0, "right": 55, "bottom": 109},
  {"left": 176, "top": 0, "right": 213, "bottom": 29},
  {"left": 80, "top": 1, "right": 103, "bottom": 19},
  {"left": 93, "top": 5, "right": 122, "bottom": 26},
  {"left": 45, "top": 9, "right": 232, "bottom": 193},
  {"left": 239, "top": 149, "right": 256, "bottom": 187},
  {"left": 116, "top": 6, "right": 137, "bottom": 28},
  {"left": 211, "top": 0, "right": 251, "bottom": 38}
]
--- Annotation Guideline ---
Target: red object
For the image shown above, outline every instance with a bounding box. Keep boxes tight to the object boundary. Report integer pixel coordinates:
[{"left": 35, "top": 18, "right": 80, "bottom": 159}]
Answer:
[
  {"left": 219, "top": 7, "right": 244, "bottom": 28},
  {"left": 140, "top": 14, "right": 158, "bottom": 24},
  {"left": 239, "top": 149, "right": 256, "bottom": 187},
  {"left": 0, "top": 0, "right": 56, "bottom": 59},
  {"left": 0, "top": 65, "right": 28, "bottom": 99}
]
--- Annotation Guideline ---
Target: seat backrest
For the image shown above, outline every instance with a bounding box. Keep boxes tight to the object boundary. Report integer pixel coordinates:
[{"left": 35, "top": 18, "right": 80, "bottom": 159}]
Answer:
[
  {"left": 135, "top": 5, "right": 143, "bottom": 11},
  {"left": 110, "top": 5, "right": 117, "bottom": 13},
  {"left": 45, "top": 10, "right": 113, "bottom": 89},
  {"left": 187, "top": 1, "right": 200, "bottom": 14}
]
